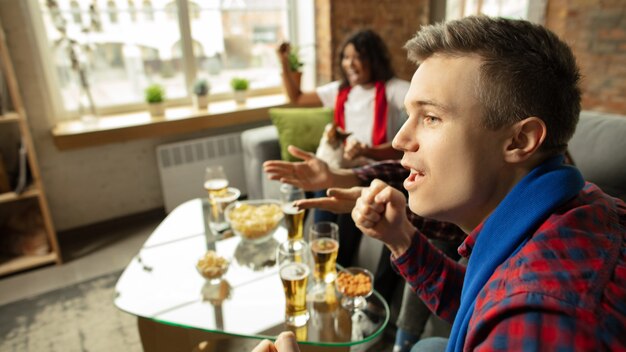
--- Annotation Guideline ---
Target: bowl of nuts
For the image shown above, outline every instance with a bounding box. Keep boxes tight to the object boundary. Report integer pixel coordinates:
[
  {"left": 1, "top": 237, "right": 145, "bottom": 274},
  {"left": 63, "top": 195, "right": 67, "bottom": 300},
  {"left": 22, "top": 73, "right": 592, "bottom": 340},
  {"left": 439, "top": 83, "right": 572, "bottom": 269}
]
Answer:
[
  {"left": 335, "top": 267, "right": 374, "bottom": 310},
  {"left": 196, "top": 250, "right": 230, "bottom": 283},
  {"left": 225, "top": 199, "right": 284, "bottom": 243}
]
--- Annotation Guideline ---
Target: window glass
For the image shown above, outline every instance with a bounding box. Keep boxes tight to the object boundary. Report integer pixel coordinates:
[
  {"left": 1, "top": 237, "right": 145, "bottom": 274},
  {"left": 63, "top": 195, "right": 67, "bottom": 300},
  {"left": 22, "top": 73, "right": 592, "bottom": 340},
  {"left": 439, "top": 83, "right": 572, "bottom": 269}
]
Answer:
[
  {"left": 37, "top": 0, "right": 293, "bottom": 117},
  {"left": 189, "top": 0, "right": 287, "bottom": 94},
  {"left": 446, "top": 0, "right": 530, "bottom": 20}
]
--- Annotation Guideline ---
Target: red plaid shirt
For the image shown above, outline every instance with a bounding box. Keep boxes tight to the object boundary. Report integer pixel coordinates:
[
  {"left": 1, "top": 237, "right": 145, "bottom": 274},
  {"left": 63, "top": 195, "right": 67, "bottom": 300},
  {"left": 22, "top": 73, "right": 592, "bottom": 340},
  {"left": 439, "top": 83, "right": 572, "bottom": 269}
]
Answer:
[
  {"left": 354, "top": 160, "right": 466, "bottom": 244},
  {"left": 394, "top": 182, "right": 626, "bottom": 351}
]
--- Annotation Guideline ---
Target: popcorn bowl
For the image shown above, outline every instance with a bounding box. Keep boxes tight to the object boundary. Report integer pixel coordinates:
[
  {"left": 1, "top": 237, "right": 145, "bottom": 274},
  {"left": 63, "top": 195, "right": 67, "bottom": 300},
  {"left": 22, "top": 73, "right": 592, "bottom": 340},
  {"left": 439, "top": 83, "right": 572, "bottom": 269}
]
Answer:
[
  {"left": 196, "top": 250, "right": 230, "bottom": 283},
  {"left": 225, "top": 199, "right": 284, "bottom": 243},
  {"left": 334, "top": 267, "right": 374, "bottom": 311}
]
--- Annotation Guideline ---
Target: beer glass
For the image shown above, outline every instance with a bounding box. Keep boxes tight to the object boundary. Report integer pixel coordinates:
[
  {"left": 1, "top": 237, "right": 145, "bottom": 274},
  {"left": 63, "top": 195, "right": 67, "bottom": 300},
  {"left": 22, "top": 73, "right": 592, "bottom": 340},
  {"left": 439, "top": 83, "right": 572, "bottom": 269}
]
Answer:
[
  {"left": 204, "top": 165, "right": 238, "bottom": 234},
  {"left": 280, "top": 183, "right": 306, "bottom": 241},
  {"left": 204, "top": 165, "right": 228, "bottom": 198},
  {"left": 277, "top": 239, "right": 311, "bottom": 327},
  {"left": 308, "top": 221, "right": 339, "bottom": 284}
]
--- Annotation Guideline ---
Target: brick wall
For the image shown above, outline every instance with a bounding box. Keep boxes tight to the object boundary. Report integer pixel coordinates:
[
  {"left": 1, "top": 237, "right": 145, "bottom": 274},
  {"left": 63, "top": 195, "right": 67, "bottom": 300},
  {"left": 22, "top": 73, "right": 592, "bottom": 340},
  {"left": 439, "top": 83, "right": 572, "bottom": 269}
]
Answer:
[
  {"left": 313, "top": 1, "right": 626, "bottom": 115},
  {"left": 545, "top": 0, "right": 626, "bottom": 114},
  {"left": 314, "top": 0, "right": 430, "bottom": 84}
]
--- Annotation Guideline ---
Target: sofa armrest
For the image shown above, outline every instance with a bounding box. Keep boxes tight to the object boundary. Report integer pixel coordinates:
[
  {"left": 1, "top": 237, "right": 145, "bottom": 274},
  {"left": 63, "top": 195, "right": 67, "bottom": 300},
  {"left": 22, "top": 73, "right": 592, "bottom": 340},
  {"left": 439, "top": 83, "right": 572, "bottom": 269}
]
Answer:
[{"left": 241, "top": 125, "right": 282, "bottom": 200}]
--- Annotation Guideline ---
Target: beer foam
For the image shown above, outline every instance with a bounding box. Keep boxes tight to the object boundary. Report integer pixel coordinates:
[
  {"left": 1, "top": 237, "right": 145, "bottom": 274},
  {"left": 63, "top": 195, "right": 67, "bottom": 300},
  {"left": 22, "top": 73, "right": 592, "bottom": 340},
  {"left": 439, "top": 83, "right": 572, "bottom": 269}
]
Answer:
[
  {"left": 282, "top": 203, "right": 304, "bottom": 215},
  {"left": 280, "top": 262, "right": 310, "bottom": 280},
  {"left": 311, "top": 238, "right": 339, "bottom": 254}
]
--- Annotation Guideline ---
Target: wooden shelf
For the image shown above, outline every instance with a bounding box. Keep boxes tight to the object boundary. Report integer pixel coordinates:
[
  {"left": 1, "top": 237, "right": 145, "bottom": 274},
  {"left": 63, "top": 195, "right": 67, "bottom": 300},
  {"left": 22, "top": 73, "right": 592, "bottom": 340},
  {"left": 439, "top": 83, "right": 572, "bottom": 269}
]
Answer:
[
  {"left": 0, "top": 252, "right": 58, "bottom": 277},
  {"left": 1, "top": 21, "right": 62, "bottom": 277},
  {"left": 0, "top": 185, "right": 40, "bottom": 204},
  {"left": 0, "top": 111, "right": 21, "bottom": 123}
]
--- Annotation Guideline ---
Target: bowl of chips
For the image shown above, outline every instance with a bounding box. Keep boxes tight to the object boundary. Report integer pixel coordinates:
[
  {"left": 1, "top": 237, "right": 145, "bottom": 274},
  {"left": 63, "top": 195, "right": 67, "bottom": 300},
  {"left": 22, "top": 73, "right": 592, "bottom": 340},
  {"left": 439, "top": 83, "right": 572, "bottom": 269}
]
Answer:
[
  {"left": 196, "top": 250, "right": 230, "bottom": 282},
  {"left": 335, "top": 267, "right": 374, "bottom": 310},
  {"left": 225, "top": 199, "right": 284, "bottom": 243}
]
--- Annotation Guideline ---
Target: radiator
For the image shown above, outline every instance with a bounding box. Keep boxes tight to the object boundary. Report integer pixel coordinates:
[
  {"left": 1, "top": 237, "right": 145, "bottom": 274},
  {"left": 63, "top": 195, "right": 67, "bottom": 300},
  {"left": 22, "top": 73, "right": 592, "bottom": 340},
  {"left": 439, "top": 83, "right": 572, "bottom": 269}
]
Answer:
[{"left": 156, "top": 132, "right": 247, "bottom": 213}]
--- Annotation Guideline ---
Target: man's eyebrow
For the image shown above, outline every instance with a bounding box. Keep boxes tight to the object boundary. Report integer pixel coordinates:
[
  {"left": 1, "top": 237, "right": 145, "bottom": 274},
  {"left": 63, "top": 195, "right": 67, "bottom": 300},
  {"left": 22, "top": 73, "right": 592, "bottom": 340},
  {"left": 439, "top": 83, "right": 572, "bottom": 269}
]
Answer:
[{"left": 412, "top": 99, "right": 452, "bottom": 112}]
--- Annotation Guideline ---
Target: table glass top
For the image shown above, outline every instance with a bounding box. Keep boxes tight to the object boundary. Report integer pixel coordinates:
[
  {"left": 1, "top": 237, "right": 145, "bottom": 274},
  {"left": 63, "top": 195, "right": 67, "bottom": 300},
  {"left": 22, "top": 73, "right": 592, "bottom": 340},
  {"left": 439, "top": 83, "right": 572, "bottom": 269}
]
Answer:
[{"left": 114, "top": 198, "right": 389, "bottom": 347}]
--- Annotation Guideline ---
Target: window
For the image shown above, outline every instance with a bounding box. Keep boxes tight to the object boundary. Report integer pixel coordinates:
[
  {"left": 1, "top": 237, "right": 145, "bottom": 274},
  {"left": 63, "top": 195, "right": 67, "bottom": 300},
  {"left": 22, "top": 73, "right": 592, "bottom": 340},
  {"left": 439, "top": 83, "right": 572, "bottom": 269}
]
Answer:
[
  {"left": 446, "top": 0, "right": 533, "bottom": 20},
  {"left": 35, "top": 0, "right": 308, "bottom": 120}
]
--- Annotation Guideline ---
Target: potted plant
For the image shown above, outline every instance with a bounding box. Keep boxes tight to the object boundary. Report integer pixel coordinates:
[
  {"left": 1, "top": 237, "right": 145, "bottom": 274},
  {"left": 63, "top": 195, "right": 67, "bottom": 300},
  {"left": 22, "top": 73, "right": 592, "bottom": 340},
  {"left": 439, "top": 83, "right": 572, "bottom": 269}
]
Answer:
[
  {"left": 230, "top": 77, "right": 249, "bottom": 105},
  {"left": 286, "top": 46, "right": 304, "bottom": 88},
  {"left": 192, "top": 78, "right": 210, "bottom": 110},
  {"left": 145, "top": 83, "right": 166, "bottom": 117}
]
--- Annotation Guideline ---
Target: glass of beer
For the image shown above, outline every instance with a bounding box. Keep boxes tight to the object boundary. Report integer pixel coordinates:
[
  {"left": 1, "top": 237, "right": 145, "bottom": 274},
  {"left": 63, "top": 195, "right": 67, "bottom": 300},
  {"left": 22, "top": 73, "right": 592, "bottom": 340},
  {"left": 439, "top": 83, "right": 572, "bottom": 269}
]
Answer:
[
  {"left": 204, "top": 165, "right": 238, "bottom": 234},
  {"left": 308, "top": 221, "right": 339, "bottom": 284},
  {"left": 277, "top": 239, "right": 311, "bottom": 327},
  {"left": 280, "top": 183, "right": 306, "bottom": 241},
  {"left": 204, "top": 165, "right": 228, "bottom": 198}
]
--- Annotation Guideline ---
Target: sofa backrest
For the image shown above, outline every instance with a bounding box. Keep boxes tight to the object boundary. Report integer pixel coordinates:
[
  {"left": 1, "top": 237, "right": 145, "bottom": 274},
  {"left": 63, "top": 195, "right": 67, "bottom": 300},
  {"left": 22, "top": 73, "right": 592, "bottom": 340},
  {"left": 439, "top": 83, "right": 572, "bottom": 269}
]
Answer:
[{"left": 569, "top": 110, "right": 626, "bottom": 201}]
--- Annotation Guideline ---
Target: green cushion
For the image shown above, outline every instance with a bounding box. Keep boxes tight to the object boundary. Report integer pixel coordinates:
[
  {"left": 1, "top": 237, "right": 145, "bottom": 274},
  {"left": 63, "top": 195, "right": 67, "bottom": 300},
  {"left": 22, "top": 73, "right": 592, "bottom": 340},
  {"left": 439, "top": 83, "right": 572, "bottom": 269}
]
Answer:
[{"left": 269, "top": 107, "right": 333, "bottom": 162}]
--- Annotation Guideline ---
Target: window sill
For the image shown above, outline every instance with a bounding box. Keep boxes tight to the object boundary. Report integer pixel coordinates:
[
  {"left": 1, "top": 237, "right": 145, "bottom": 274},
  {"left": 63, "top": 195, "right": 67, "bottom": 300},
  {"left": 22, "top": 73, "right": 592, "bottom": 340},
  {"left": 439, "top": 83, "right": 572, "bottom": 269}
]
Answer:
[{"left": 51, "top": 94, "right": 289, "bottom": 150}]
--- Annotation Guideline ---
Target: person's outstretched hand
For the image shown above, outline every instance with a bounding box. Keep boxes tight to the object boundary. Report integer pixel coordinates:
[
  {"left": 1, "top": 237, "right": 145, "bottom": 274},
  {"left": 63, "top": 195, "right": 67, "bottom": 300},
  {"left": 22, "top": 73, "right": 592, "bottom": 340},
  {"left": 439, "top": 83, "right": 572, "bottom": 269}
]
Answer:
[
  {"left": 352, "top": 179, "right": 415, "bottom": 257},
  {"left": 263, "top": 145, "right": 332, "bottom": 191},
  {"left": 251, "top": 331, "right": 300, "bottom": 352},
  {"left": 344, "top": 138, "right": 367, "bottom": 160},
  {"left": 276, "top": 42, "right": 291, "bottom": 66},
  {"left": 294, "top": 187, "right": 362, "bottom": 214}
]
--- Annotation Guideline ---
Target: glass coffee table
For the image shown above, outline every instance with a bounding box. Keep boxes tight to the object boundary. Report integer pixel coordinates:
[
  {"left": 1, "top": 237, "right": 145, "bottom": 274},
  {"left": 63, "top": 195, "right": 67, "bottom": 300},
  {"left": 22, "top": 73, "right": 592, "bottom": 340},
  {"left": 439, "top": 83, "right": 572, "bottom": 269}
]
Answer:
[{"left": 114, "top": 198, "right": 389, "bottom": 352}]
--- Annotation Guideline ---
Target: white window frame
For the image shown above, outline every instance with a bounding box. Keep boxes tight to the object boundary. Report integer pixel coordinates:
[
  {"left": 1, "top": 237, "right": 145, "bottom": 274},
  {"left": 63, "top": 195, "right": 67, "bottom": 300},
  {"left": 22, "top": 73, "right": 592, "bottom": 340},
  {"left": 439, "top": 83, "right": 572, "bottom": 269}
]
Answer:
[
  {"left": 25, "top": 0, "right": 315, "bottom": 122},
  {"left": 445, "top": 0, "right": 547, "bottom": 24}
]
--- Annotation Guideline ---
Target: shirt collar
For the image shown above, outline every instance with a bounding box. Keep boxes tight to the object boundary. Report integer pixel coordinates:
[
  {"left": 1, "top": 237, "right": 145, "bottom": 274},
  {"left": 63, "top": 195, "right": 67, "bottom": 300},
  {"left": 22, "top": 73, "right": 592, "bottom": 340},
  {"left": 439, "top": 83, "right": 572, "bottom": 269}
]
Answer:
[{"left": 458, "top": 222, "right": 484, "bottom": 258}]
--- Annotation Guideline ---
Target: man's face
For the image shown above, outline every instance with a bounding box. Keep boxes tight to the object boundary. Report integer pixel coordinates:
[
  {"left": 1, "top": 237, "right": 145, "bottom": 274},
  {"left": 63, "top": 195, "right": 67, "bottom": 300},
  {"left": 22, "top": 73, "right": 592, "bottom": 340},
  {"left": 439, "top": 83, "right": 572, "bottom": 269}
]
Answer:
[{"left": 393, "top": 54, "right": 512, "bottom": 230}]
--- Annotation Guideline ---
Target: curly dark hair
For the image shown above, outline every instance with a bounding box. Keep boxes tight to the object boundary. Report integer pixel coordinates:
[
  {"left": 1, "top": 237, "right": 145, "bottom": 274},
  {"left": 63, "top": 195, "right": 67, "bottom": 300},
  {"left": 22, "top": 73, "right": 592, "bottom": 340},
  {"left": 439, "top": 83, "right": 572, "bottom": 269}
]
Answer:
[
  {"left": 337, "top": 29, "right": 395, "bottom": 89},
  {"left": 404, "top": 16, "right": 581, "bottom": 155}
]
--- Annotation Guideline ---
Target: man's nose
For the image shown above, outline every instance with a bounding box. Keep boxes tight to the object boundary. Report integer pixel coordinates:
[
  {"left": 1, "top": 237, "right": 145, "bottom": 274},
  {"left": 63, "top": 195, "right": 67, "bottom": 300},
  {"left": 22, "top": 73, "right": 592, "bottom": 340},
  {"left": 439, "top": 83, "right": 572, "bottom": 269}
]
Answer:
[{"left": 392, "top": 123, "right": 417, "bottom": 152}]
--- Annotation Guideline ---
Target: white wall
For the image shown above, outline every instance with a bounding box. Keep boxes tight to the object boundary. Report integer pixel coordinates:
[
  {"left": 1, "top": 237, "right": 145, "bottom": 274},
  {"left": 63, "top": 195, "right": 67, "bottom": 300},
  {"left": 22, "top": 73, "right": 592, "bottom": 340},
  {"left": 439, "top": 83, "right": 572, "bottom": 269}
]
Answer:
[{"left": 0, "top": 1, "right": 266, "bottom": 231}]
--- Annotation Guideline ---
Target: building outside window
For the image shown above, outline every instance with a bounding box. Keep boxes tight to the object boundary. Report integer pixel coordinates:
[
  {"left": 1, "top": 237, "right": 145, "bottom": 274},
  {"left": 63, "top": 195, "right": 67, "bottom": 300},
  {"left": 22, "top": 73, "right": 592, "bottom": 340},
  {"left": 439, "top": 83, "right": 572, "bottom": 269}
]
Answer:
[{"left": 34, "top": 0, "right": 310, "bottom": 120}]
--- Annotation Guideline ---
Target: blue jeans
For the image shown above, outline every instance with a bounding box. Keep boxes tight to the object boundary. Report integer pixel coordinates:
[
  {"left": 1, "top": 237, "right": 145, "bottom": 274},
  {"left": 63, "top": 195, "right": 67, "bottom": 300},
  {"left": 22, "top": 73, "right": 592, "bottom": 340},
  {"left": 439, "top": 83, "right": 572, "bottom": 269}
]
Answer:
[{"left": 410, "top": 337, "right": 449, "bottom": 352}]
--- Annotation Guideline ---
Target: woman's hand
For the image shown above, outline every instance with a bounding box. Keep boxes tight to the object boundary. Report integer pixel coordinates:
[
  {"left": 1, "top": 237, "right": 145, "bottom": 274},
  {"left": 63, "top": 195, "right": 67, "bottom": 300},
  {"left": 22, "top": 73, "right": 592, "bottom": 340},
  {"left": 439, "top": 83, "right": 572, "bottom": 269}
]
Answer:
[
  {"left": 344, "top": 138, "right": 368, "bottom": 160},
  {"left": 352, "top": 179, "right": 415, "bottom": 257},
  {"left": 276, "top": 42, "right": 291, "bottom": 67}
]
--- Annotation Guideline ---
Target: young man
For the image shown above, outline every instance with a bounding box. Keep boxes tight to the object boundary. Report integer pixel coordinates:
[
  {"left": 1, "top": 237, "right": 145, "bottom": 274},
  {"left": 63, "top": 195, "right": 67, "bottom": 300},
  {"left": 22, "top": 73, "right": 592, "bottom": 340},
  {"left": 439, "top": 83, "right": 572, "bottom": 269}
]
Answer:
[
  {"left": 353, "top": 16, "right": 626, "bottom": 351},
  {"left": 253, "top": 16, "right": 625, "bottom": 352}
]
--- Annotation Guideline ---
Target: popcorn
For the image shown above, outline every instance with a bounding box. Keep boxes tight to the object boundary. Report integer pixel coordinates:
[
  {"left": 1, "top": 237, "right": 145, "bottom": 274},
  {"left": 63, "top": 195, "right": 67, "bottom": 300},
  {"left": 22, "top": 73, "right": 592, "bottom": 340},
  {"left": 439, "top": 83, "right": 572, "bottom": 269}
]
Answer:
[
  {"left": 196, "top": 250, "right": 229, "bottom": 279},
  {"left": 227, "top": 203, "right": 283, "bottom": 240}
]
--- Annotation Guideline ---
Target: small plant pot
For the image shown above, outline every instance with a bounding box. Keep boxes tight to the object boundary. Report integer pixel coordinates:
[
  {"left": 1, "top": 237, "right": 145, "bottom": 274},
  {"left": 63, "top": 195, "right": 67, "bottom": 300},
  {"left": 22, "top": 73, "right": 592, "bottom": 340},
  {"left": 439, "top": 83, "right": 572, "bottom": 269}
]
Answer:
[
  {"left": 148, "top": 102, "right": 165, "bottom": 117},
  {"left": 282, "top": 71, "right": 302, "bottom": 90},
  {"left": 193, "top": 94, "right": 209, "bottom": 110},
  {"left": 233, "top": 90, "right": 247, "bottom": 105}
]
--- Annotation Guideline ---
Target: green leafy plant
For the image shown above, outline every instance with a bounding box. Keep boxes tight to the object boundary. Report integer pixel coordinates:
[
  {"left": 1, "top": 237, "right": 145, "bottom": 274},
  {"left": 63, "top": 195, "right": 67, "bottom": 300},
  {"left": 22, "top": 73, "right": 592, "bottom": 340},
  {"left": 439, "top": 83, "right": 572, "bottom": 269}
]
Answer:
[
  {"left": 287, "top": 47, "right": 304, "bottom": 72},
  {"left": 144, "top": 84, "right": 165, "bottom": 103},
  {"left": 230, "top": 77, "right": 250, "bottom": 91},
  {"left": 193, "top": 78, "right": 210, "bottom": 96}
]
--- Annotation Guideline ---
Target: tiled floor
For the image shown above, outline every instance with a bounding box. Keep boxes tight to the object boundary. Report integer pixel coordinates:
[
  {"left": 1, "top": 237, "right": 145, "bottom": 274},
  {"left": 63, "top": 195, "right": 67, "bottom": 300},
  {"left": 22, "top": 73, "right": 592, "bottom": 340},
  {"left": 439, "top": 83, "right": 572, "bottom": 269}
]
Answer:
[{"left": 0, "top": 211, "right": 161, "bottom": 306}]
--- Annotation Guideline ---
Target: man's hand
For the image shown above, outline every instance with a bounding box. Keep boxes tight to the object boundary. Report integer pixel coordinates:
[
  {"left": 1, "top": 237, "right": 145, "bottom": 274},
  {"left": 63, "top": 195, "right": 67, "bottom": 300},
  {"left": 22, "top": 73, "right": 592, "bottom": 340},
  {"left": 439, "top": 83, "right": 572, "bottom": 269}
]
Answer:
[
  {"left": 294, "top": 187, "right": 362, "bottom": 214},
  {"left": 263, "top": 145, "right": 332, "bottom": 191},
  {"left": 351, "top": 179, "right": 415, "bottom": 257}
]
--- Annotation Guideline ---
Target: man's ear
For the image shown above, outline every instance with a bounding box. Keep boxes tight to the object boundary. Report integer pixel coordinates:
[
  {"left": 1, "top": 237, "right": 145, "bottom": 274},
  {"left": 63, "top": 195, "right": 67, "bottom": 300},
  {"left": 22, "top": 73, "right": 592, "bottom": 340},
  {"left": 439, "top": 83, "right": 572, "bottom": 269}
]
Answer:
[{"left": 503, "top": 117, "right": 546, "bottom": 162}]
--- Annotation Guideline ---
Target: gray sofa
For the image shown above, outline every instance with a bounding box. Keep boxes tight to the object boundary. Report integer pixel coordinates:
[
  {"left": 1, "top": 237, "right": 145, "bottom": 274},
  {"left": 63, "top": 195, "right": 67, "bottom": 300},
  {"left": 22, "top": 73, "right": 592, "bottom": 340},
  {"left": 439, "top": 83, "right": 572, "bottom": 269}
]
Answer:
[{"left": 240, "top": 109, "right": 626, "bottom": 316}]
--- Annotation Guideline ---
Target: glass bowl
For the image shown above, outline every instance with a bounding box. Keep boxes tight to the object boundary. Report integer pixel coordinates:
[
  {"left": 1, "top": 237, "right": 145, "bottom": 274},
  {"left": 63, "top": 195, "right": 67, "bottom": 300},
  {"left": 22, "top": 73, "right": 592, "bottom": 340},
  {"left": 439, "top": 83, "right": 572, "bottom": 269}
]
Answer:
[
  {"left": 224, "top": 199, "right": 284, "bottom": 243},
  {"left": 335, "top": 267, "right": 374, "bottom": 310},
  {"left": 196, "top": 250, "right": 230, "bottom": 283}
]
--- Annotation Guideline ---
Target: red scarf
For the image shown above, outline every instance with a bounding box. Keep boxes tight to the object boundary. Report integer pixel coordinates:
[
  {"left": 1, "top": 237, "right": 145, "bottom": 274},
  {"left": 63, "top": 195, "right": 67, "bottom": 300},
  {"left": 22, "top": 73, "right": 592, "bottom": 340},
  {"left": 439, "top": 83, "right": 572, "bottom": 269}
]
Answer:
[{"left": 334, "top": 81, "right": 388, "bottom": 146}]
